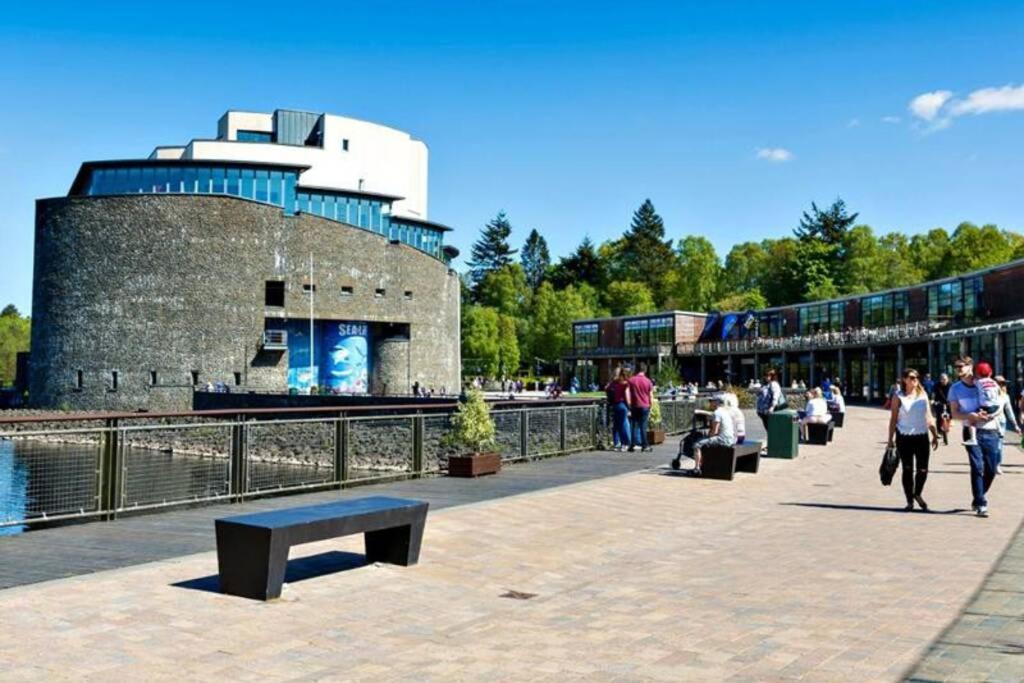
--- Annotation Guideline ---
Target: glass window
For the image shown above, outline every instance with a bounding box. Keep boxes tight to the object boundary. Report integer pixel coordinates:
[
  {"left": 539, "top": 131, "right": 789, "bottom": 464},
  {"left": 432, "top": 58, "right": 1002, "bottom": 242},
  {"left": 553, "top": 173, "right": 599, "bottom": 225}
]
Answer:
[
  {"left": 254, "top": 170, "right": 269, "bottom": 202},
  {"left": 213, "top": 167, "right": 226, "bottom": 194},
  {"left": 198, "top": 167, "right": 212, "bottom": 194},
  {"left": 574, "top": 323, "right": 599, "bottom": 349},
  {"left": 269, "top": 171, "right": 282, "bottom": 205},
  {"left": 181, "top": 167, "right": 197, "bottom": 194},
  {"left": 241, "top": 169, "right": 255, "bottom": 200},
  {"left": 624, "top": 319, "right": 649, "bottom": 347},
  {"left": 127, "top": 167, "right": 142, "bottom": 192},
  {"left": 237, "top": 130, "right": 272, "bottom": 142}
]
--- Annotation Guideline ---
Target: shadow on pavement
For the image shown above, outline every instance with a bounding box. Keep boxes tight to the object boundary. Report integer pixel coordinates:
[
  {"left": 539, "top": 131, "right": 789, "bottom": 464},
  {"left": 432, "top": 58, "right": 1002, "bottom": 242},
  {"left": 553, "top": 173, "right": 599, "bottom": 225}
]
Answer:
[
  {"left": 172, "top": 550, "right": 367, "bottom": 594},
  {"left": 780, "top": 502, "right": 969, "bottom": 515}
]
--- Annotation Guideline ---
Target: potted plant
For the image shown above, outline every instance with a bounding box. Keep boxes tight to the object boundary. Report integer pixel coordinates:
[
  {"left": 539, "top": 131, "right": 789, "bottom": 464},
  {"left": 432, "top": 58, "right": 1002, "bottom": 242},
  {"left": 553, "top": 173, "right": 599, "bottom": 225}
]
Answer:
[
  {"left": 647, "top": 397, "right": 666, "bottom": 445},
  {"left": 444, "top": 389, "right": 502, "bottom": 477}
]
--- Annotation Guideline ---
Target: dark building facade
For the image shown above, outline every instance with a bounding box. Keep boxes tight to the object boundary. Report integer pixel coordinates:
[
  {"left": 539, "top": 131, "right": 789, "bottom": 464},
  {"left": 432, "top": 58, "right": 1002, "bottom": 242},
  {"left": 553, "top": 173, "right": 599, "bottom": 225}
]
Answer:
[
  {"left": 29, "top": 111, "right": 461, "bottom": 411},
  {"left": 564, "top": 259, "right": 1024, "bottom": 401}
]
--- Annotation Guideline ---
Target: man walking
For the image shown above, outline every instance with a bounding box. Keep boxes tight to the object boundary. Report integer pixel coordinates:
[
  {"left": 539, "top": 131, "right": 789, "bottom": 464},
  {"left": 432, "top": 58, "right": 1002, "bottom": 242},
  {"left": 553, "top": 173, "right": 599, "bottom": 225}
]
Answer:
[
  {"left": 628, "top": 363, "right": 654, "bottom": 452},
  {"left": 948, "top": 356, "right": 1002, "bottom": 517}
]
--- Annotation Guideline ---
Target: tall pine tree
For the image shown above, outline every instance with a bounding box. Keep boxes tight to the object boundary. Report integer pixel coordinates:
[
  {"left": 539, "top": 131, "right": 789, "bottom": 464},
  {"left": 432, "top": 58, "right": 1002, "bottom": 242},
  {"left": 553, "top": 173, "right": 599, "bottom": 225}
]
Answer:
[
  {"left": 520, "top": 229, "right": 551, "bottom": 291},
  {"left": 466, "top": 211, "right": 517, "bottom": 289},
  {"left": 548, "top": 237, "right": 607, "bottom": 290},
  {"left": 617, "top": 199, "right": 675, "bottom": 306}
]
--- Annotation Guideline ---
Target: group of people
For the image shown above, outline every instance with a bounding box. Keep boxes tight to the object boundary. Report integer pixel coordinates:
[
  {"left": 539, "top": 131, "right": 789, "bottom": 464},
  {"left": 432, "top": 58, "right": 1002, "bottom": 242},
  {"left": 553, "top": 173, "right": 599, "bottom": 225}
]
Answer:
[
  {"left": 889, "top": 356, "right": 1021, "bottom": 516},
  {"left": 604, "top": 363, "right": 655, "bottom": 452}
]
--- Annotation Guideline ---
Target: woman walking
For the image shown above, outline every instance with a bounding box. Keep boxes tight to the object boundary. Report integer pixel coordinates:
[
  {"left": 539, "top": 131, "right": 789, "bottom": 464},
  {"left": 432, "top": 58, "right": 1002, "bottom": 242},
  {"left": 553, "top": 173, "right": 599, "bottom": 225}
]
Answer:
[
  {"left": 994, "top": 375, "right": 1021, "bottom": 474},
  {"left": 887, "top": 369, "right": 940, "bottom": 511},
  {"left": 605, "top": 367, "right": 633, "bottom": 452},
  {"left": 932, "top": 372, "right": 952, "bottom": 446}
]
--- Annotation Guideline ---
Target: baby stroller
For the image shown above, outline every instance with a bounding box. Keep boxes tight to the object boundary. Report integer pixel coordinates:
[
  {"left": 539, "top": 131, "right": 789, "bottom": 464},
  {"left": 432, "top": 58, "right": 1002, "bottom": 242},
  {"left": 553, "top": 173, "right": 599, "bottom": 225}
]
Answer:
[{"left": 670, "top": 411, "right": 712, "bottom": 470}]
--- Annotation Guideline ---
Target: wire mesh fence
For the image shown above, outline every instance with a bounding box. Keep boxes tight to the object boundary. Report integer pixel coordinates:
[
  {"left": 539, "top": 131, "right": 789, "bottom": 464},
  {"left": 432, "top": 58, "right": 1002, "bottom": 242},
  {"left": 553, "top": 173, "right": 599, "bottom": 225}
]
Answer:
[
  {"left": 348, "top": 416, "right": 415, "bottom": 481},
  {"left": 119, "top": 424, "right": 232, "bottom": 510},
  {"left": 245, "top": 419, "right": 336, "bottom": 494},
  {"left": 493, "top": 410, "right": 524, "bottom": 460},
  {"left": 526, "top": 409, "right": 562, "bottom": 457}
]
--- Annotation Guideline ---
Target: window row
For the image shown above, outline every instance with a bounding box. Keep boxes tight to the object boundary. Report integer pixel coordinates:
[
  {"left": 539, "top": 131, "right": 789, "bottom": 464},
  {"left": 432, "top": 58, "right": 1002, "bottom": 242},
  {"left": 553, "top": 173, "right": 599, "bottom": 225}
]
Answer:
[
  {"left": 85, "top": 165, "right": 298, "bottom": 210},
  {"left": 265, "top": 281, "right": 413, "bottom": 306},
  {"left": 73, "top": 369, "right": 241, "bottom": 390},
  {"left": 928, "top": 277, "right": 983, "bottom": 324},
  {"left": 624, "top": 316, "right": 673, "bottom": 347},
  {"left": 860, "top": 292, "right": 909, "bottom": 328},
  {"left": 574, "top": 323, "right": 599, "bottom": 349}
]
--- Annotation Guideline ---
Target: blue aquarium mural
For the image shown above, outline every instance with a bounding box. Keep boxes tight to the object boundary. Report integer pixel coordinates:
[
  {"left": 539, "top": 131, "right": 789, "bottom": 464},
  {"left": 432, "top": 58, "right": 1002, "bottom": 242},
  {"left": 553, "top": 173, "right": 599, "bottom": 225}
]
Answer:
[{"left": 282, "top": 320, "right": 371, "bottom": 393}]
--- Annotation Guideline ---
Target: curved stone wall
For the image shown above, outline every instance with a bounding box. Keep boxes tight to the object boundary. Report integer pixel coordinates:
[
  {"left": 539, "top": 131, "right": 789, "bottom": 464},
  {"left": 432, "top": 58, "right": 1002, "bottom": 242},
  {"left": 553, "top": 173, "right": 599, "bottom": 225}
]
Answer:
[
  {"left": 373, "top": 336, "right": 410, "bottom": 396},
  {"left": 30, "top": 194, "right": 460, "bottom": 410}
]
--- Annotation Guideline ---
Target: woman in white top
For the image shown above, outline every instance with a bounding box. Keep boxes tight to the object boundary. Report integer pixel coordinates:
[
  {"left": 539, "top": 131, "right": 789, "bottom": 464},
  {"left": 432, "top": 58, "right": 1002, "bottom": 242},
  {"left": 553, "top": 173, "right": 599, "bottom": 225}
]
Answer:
[
  {"left": 799, "top": 388, "right": 831, "bottom": 441},
  {"left": 887, "top": 369, "right": 940, "bottom": 511},
  {"left": 995, "top": 376, "right": 1021, "bottom": 474},
  {"left": 723, "top": 392, "right": 747, "bottom": 444}
]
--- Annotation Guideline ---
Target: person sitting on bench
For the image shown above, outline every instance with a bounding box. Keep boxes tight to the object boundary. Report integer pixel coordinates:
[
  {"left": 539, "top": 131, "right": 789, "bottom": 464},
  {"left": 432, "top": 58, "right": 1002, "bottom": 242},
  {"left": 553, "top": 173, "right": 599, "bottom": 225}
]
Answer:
[
  {"left": 690, "top": 394, "right": 737, "bottom": 476},
  {"left": 799, "top": 387, "right": 832, "bottom": 441},
  {"left": 723, "top": 392, "right": 746, "bottom": 444}
]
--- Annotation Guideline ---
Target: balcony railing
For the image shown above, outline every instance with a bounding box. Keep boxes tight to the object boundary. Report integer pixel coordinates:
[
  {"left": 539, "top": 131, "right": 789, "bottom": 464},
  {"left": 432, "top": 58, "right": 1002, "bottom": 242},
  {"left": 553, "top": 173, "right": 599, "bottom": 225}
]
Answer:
[
  {"left": 678, "top": 319, "right": 954, "bottom": 356},
  {"left": 564, "top": 343, "right": 675, "bottom": 359}
]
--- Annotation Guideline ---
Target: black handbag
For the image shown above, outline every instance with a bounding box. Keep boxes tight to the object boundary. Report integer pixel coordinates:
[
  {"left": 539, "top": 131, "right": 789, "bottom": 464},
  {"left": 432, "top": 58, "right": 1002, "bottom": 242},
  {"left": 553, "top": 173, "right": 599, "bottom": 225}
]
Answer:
[{"left": 879, "top": 445, "right": 898, "bottom": 486}]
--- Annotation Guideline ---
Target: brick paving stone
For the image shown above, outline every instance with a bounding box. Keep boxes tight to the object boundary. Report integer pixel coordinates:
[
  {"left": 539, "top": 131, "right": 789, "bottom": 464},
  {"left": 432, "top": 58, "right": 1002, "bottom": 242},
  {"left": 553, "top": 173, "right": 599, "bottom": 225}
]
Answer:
[{"left": 1, "top": 407, "right": 1024, "bottom": 681}]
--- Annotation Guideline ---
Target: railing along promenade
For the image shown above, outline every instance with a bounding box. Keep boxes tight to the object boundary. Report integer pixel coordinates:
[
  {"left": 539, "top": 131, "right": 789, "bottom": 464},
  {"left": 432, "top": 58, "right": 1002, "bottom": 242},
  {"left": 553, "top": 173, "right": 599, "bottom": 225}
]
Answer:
[
  {"left": 0, "top": 398, "right": 699, "bottom": 531},
  {"left": 678, "top": 319, "right": 952, "bottom": 356}
]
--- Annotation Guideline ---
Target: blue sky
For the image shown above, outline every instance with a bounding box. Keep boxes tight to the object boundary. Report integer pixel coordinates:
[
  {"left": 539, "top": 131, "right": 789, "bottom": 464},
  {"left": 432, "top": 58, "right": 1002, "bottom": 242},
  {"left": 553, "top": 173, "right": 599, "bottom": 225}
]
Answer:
[{"left": 2, "top": 1, "right": 1023, "bottom": 313}]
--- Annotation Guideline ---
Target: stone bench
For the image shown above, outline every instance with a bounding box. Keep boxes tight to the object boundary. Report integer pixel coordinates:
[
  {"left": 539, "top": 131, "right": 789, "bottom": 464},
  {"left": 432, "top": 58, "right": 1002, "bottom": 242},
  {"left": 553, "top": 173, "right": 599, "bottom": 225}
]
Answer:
[
  {"left": 215, "top": 496, "right": 428, "bottom": 600},
  {"left": 806, "top": 421, "right": 834, "bottom": 445},
  {"left": 701, "top": 440, "right": 763, "bottom": 481},
  {"left": 830, "top": 411, "right": 845, "bottom": 428}
]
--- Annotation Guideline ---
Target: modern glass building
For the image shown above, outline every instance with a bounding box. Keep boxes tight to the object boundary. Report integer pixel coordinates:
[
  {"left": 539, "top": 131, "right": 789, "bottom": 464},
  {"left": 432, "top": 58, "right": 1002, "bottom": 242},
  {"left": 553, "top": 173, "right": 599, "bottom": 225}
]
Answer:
[{"left": 563, "top": 259, "right": 1024, "bottom": 401}]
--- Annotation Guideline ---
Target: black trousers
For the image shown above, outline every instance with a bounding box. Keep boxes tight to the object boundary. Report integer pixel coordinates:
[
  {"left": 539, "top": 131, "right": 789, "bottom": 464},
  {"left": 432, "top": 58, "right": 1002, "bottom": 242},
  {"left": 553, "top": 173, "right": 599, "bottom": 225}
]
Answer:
[{"left": 896, "top": 432, "right": 930, "bottom": 503}]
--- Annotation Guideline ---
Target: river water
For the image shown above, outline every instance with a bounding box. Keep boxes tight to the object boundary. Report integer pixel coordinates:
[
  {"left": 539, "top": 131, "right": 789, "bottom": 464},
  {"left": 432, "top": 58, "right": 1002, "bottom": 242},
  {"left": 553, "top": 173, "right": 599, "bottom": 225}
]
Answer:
[{"left": 0, "top": 439, "right": 340, "bottom": 535}]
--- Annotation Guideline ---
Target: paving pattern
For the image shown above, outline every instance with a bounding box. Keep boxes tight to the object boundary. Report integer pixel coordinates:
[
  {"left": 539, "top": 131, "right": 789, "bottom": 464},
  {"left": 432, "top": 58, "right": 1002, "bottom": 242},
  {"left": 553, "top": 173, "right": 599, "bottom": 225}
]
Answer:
[{"left": 2, "top": 408, "right": 1024, "bottom": 681}]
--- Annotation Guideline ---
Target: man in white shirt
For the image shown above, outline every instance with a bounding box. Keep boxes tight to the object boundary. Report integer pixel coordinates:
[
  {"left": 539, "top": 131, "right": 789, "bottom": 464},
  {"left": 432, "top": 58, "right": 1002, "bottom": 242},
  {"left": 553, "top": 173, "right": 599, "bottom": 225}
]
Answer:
[
  {"left": 948, "top": 356, "right": 1002, "bottom": 517},
  {"left": 690, "top": 394, "right": 737, "bottom": 476}
]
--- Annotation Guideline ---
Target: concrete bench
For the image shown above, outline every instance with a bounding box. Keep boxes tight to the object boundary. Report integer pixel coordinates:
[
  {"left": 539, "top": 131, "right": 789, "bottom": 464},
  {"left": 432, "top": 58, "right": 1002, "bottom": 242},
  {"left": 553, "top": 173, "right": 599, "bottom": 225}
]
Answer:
[
  {"left": 701, "top": 440, "right": 762, "bottom": 481},
  {"left": 830, "top": 411, "right": 845, "bottom": 428},
  {"left": 806, "top": 421, "right": 834, "bottom": 445},
  {"left": 215, "top": 496, "right": 428, "bottom": 600}
]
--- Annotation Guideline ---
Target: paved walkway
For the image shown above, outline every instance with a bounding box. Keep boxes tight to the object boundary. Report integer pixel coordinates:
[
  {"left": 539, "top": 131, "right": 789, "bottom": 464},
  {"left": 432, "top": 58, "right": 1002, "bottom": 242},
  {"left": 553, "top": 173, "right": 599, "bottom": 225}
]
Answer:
[{"left": 3, "top": 408, "right": 1024, "bottom": 681}]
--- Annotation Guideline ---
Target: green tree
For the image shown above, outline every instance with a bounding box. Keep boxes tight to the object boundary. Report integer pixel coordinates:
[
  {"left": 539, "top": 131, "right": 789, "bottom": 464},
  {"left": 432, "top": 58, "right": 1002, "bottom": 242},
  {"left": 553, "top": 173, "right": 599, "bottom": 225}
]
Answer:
[
  {"left": 466, "top": 211, "right": 517, "bottom": 289},
  {"left": 0, "top": 308, "right": 30, "bottom": 387},
  {"left": 945, "top": 222, "right": 1015, "bottom": 274},
  {"left": 758, "top": 238, "right": 804, "bottom": 306},
  {"left": 721, "top": 242, "right": 769, "bottom": 295},
  {"left": 548, "top": 236, "right": 608, "bottom": 291},
  {"left": 795, "top": 197, "right": 859, "bottom": 245},
  {"left": 461, "top": 305, "right": 500, "bottom": 378},
  {"left": 496, "top": 314, "right": 521, "bottom": 378},
  {"left": 520, "top": 229, "right": 551, "bottom": 291},
  {"left": 666, "top": 236, "right": 721, "bottom": 311},
  {"left": 531, "top": 283, "right": 593, "bottom": 363},
  {"left": 909, "top": 228, "right": 953, "bottom": 281},
  {"left": 616, "top": 199, "right": 676, "bottom": 306},
  {"left": 605, "top": 281, "right": 656, "bottom": 316},
  {"left": 476, "top": 264, "right": 529, "bottom": 318},
  {"left": 713, "top": 289, "right": 768, "bottom": 312}
]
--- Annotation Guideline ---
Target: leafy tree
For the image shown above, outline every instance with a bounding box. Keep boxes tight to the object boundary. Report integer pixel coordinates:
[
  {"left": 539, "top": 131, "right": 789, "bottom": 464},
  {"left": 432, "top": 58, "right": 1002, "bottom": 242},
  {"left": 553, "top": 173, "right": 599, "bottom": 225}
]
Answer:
[
  {"left": 1, "top": 304, "right": 19, "bottom": 318},
  {"left": 531, "top": 282, "right": 594, "bottom": 363},
  {"left": 576, "top": 282, "right": 608, "bottom": 319},
  {"left": 945, "top": 222, "right": 1015, "bottom": 274},
  {"left": 909, "top": 228, "right": 953, "bottom": 281},
  {"left": 461, "top": 305, "right": 500, "bottom": 378},
  {"left": 466, "top": 211, "right": 517, "bottom": 288},
  {"left": 616, "top": 200, "right": 676, "bottom": 306},
  {"left": 0, "top": 309, "right": 30, "bottom": 387},
  {"left": 795, "top": 198, "right": 859, "bottom": 245},
  {"left": 605, "top": 281, "right": 656, "bottom": 316},
  {"left": 756, "top": 238, "right": 804, "bottom": 306},
  {"left": 548, "top": 237, "right": 608, "bottom": 291},
  {"left": 722, "top": 242, "right": 769, "bottom": 295},
  {"left": 520, "top": 229, "right": 551, "bottom": 291},
  {"left": 713, "top": 289, "right": 768, "bottom": 312},
  {"left": 496, "top": 314, "right": 520, "bottom": 378},
  {"left": 476, "top": 264, "right": 529, "bottom": 318},
  {"left": 666, "top": 236, "right": 721, "bottom": 311}
]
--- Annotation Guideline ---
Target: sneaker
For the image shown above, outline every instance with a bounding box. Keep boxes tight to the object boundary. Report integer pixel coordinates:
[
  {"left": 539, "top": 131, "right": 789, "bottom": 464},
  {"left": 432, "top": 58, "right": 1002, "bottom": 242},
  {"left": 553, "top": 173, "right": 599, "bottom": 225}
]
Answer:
[
  {"left": 618, "top": 446, "right": 629, "bottom": 453},
  {"left": 642, "top": 447, "right": 653, "bottom": 453},
  {"left": 997, "top": 465, "right": 1004, "bottom": 475},
  {"left": 977, "top": 506, "right": 989, "bottom": 518}
]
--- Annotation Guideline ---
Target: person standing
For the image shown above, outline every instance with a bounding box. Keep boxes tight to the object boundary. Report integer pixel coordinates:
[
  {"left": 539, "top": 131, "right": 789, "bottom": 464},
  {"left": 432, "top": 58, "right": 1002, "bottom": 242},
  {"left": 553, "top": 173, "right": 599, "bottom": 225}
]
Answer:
[
  {"left": 948, "top": 356, "right": 1002, "bottom": 517},
  {"left": 628, "top": 363, "right": 654, "bottom": 452},
  {"left": 755, "top": 368, "right": 784, "bottom": 448},
  {"left": 932, "top": 373, "right": 952, "bottom": 446},
  {"left": 605, "top": 367, "right": 632, "bottom": 452},
  {"left": 887, "top": 369, "right": 939, "bottom": 511},
  {"left": 922, "top": 373, "right": 935, "bottom": 398},
  {"left": 994, "top": 375, "right": 1021, "bottom": 475}
]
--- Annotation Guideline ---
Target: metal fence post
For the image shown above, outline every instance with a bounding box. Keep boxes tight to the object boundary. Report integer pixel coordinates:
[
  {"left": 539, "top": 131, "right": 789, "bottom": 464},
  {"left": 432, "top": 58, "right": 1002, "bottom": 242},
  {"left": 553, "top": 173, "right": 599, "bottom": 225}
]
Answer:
[
  {"left": 99, "top": 418, "right": 121, "bottom": 519},
  {"left": 333, "top": 418, "right": 344, "bottom": 487},
  {"left": 520, "top": 409, "right": 529, "bottom": 459},
  {"left": 413, "top": 413, "right": 424, "bottom": 474},
  {"left": 339, "top": 417, "right": 350, "bottom": 484},
  {"left": 559, "top": 407, "right": 567, "bottom": 453},
  {"left": 230, "top": 417, "right": 246, "bottom": 500}
]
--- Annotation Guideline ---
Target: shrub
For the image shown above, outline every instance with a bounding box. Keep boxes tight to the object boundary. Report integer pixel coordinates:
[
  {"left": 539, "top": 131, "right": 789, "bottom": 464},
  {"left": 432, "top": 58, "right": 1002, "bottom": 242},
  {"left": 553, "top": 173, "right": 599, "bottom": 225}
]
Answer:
[{"left": 444, "top": 389, "right": 496, "bottom": 454}]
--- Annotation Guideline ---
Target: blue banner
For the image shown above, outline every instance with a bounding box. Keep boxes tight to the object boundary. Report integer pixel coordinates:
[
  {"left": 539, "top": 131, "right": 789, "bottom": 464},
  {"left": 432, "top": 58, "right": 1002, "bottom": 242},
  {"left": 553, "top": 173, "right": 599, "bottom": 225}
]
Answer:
[
  {"left": 720, "top": 313, "right": 740, "bottom": 340},
  {"left": 285, "top": 320, "right": 371, "bottom": 393},
  {"left": 699, "top": 312, "right": 719, "bottom": 341}
]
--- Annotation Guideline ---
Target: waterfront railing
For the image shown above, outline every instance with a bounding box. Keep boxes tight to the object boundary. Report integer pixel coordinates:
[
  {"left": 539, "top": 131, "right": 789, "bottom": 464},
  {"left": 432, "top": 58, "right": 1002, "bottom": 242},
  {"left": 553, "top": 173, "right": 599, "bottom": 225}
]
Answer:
[{"left": 0, "top": 398, "right": 698, "bottom": 531}]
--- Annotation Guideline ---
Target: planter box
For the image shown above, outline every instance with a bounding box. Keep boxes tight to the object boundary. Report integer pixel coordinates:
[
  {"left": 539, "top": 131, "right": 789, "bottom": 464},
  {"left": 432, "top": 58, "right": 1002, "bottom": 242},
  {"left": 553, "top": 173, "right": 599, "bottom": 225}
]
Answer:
[
  {"left": 647, "top": 429, "right": 666, "bottom": 445},
  {"left": 448, "top": 452, "right": 502, "bottom": 477}
]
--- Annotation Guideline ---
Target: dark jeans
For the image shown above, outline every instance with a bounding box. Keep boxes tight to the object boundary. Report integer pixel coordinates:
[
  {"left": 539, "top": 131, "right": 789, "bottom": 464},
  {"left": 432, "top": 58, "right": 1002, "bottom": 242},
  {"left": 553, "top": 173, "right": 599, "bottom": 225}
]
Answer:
[
  {"left": 966, "top": 429, "right": 1001, "bottom": 508},
  {"left": 612, "top": 402, "right": 631, "bottom": 448},
  {"left": 631, "top": 407, "right": 650, "bottom": 449},
  {"left": 758, "top": 413, "right": 771, "bottom": 446},
  {"left": 896, "top": 432, "right": 930, "bottom": 504},
  {"left": 932, "top": 401, "right": 949, "bottom": 445}
]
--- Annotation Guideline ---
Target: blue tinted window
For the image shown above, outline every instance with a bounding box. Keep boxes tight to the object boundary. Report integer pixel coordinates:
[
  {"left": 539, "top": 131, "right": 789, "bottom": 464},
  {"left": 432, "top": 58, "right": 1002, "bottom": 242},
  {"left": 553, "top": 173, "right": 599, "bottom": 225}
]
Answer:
[
  {"left": 241, "top": 169, "right": 255, "bottom": 199},
  {"left": 255, "top": 170, "right": 269, "bottom": 202},
  {"left": 226, "top": 168, "right": 240, "bottom": 196},
  {"left": 237, "top": 130, "right": 272, "bottom": 142}
]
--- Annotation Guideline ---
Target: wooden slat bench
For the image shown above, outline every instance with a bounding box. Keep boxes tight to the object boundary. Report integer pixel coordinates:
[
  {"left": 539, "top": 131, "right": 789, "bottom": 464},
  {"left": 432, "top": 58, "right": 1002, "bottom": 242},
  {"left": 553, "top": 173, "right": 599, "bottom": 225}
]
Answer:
[
  {"left": 701, "top": 440, "right": 762, "bottom": 481},
  {"left": 215, "top": 496, "right": 428, "bottom": 600}
]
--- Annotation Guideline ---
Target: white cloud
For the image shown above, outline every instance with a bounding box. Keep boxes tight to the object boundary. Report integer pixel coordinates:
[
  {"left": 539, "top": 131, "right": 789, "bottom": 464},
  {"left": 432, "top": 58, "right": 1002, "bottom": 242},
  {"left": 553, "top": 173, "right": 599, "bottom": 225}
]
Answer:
[
  {"left": 881, "top": 115, "right": 901, "bottom": 124},
  {"left": 907, "top": 84, "right": 1024, "bottom": 131},
  {"left": 950, "top": 84, "right": 1024, "bottom": 116},
  {"left": 755, "top": 147, "right": 793, "bottom": 162},
  {"left": 909, "top": 90, "right": 953, "bottom": 121},
  {"left": 847, "top": 118, "right": 861, "bottom": 128}
]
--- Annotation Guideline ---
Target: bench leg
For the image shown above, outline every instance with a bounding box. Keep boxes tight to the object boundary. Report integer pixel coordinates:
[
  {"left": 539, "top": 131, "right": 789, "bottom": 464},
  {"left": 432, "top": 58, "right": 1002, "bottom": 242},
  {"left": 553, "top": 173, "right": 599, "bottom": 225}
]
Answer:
[
  {"left": 736, "top": 452, "right": 760, "bottom": 474},
  {"left": 365, "top": 517, "right": 425, "bottom": 566},
  {"left": 701, "top": 450, "right": 736, "bottom": 481},
  {"left": 216, "top": 523, "right": 290, "bottom": 601}
]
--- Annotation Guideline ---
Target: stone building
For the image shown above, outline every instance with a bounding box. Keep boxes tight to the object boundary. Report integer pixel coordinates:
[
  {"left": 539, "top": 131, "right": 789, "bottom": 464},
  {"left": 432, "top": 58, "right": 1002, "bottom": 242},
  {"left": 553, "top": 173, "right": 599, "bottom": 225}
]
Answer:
[{"left": 30, "top": 109, "right": 461, "bottom": 410}]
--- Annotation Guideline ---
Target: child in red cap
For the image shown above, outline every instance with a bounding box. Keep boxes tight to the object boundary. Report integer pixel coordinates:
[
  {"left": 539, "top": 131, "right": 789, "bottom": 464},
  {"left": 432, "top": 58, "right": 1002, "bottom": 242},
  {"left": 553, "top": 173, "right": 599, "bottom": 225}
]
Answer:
[{"left": 974, "top": 361, "right": 1002, "bottom": 416}]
